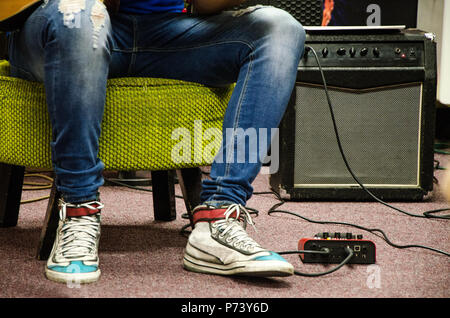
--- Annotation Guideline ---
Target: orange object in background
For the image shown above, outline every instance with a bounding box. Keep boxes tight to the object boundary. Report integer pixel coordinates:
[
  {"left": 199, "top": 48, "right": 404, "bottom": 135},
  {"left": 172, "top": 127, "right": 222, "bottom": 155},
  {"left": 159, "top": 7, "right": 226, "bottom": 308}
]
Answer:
[{"left": 322, "top": 0, "right": 334, "bottom": 26}]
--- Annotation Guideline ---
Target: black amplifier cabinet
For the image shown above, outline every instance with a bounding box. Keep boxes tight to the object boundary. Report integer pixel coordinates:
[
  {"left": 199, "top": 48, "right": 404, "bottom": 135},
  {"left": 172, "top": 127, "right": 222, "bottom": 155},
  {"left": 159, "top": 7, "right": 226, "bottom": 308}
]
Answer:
[{"left": 270, "top": 29, "right": 437, "bottom": 201}]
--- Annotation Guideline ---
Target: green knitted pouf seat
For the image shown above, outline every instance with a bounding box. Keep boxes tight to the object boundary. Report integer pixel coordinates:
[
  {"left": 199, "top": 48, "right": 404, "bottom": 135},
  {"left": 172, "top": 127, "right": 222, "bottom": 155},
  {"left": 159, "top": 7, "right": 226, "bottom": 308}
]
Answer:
[
  {"left": 0, "top": 59, "right": 234, "bottom": 259},
  {"left": 0, "top": 60, "right": 232, "bottom": 171}
]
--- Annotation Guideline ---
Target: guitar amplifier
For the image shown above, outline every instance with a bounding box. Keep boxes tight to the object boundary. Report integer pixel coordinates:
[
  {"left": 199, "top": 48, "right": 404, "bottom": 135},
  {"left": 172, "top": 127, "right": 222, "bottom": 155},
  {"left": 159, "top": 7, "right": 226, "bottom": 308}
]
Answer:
[
  {"left": 270, "top": 29, "right": 437, "bottom": 201},
  {"left": 234, "top": 0, "right": 323, "bottom": 26}
]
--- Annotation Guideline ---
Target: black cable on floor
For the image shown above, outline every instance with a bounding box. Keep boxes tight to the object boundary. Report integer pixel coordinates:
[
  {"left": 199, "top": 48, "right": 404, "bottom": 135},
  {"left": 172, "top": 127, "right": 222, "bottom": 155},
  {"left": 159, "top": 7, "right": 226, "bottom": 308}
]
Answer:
[
  {"left": 266, "top": 190, "right": 450, "bottom": 258},
  {"left": 278, "top": 247, "right": 354, "bottom": 277}
]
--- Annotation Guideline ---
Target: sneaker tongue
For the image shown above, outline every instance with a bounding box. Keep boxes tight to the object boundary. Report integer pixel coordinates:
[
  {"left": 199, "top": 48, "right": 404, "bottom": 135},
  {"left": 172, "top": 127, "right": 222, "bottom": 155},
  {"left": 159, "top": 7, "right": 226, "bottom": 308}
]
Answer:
[{"left": 192, "top": 208, "right": 238, "bottom": 225}]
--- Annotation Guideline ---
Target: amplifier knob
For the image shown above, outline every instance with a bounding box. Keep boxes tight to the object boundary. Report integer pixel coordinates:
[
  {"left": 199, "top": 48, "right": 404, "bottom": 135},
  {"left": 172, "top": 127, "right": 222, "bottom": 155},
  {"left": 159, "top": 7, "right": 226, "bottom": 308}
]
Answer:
[
  {"left": 373, "top": 47, "right": 380, "bottom": 57},
  {"left": 360, "top": 47, "right": 368, "bottom": 56},
  {"left": 322, "top": 47, "right": 329, "bottom": 57},
  {"left": 337, "top": 47, "right": 346, "bottom": 56},
  {"left": 349, "top": 47, "right": 356, "bottom": 57}
]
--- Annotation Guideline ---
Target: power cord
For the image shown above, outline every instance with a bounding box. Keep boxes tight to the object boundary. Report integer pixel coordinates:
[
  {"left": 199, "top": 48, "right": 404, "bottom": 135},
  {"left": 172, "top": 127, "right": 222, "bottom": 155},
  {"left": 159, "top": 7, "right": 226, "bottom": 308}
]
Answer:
[
  {"left": 434, "top": 159, "right": 447, "bottom": 171},
  {"left": 434, "top": 142, "right": 450, "bottom": 155},
  {"left": 267, "top": 190, "right": 450, "bottom": 258},
  {"left": 104, "top": 177, "right": 184, "bottom": 199},
  {"left": 277, "top": 246, "right": 354, "bottom": 277},
  {"left": 20, "top": 173, "right": 53, "bottom": 204}
]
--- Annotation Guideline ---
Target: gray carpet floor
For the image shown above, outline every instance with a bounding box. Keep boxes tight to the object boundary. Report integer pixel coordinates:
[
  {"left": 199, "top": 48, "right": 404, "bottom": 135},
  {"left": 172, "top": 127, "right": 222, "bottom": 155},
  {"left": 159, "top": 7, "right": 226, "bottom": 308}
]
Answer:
[{"left": 0, "top": 155, "right": 448, "bottom": 298}]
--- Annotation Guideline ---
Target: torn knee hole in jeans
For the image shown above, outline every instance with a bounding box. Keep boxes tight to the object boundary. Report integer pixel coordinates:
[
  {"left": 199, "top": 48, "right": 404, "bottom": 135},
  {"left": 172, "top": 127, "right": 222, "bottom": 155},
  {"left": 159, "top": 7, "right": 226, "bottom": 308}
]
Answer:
[
  {"left": 58, "top": 0, "right": 86, "bottom": 28},
  {"left": 230, "top": 5, "right": 267, "bottom": 17},
  {"left": 90, "top": 1, "right": 107, "bottom": 49},
  {"left": 58, "top": 0, "right": 106, "bottom": 49}
]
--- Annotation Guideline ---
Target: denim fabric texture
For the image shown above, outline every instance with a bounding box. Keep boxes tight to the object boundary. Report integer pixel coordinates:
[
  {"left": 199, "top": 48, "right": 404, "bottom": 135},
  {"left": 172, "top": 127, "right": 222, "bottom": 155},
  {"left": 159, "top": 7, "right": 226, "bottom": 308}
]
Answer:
[{"left": 8, "top": 0, "right": 305, "bottom": 206}]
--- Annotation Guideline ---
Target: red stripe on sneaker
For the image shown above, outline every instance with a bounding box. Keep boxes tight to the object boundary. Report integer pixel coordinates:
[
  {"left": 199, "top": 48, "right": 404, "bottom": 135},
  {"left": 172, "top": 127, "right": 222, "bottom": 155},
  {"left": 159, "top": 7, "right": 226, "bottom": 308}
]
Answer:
[
  {"left": 192, "top": 208, "right": 237, "bottom": 225},
  {"left": 66, "top": 205, "right": 101, "bottom": 217}
]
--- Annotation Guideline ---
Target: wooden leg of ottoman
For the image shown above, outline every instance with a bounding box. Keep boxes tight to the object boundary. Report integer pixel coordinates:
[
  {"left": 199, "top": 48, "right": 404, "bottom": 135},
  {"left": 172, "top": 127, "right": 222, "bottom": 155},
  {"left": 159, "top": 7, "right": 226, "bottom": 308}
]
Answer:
[
  {"left": 151, "top": 170, "right": 176, "bottom": 221},
  {"left": 0, "top": 163, "right": 25, "bottom": 227},
  {"left": 37, "top": 184, "right": 61, "bottom": 260},
  {"left": 176, "top": 167, "right": 202, "bottom": 228}
]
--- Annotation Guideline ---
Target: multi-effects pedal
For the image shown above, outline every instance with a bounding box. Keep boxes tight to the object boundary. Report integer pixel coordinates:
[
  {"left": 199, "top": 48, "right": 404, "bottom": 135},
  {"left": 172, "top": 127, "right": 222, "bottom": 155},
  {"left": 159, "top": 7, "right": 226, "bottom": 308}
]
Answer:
[{"left": 299, "top": 232, "right": 376, "bottom": 264}]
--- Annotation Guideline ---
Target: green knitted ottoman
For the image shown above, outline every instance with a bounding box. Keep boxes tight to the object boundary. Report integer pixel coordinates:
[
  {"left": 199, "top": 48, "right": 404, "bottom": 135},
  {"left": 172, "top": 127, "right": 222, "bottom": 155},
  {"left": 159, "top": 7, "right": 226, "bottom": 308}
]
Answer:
[
  {"left": 0, "top": 60, "right": 233, "bottom": 259},
  {"left": 0, "top": 60, "right": 232, "bottom": 171}
]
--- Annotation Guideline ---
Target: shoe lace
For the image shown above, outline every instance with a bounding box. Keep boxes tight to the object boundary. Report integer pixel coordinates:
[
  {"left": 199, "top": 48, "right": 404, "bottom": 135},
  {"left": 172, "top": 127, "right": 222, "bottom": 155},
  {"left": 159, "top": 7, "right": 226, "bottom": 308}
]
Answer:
[
  {"left": 213, "top": 204, "right": 261, "bottom": 251},
  {"left": 56, "top": 201, "right": 103, "bottom": 260}
]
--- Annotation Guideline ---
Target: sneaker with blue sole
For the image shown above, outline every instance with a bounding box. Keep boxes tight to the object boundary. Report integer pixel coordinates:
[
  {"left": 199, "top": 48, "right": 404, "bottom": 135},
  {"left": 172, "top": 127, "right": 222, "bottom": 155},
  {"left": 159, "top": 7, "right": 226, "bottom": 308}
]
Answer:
[
  {"left": 45, "top": 200, "right": 103, "bottom": 284},
  {"left": 183, "top": 204, "right": 294, "bottom": 277}
]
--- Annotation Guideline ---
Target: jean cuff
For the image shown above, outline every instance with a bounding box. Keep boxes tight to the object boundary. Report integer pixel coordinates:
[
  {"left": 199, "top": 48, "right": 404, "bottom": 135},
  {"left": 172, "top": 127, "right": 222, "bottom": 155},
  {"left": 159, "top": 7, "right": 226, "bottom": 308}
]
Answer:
[
  {"left": 202, "top": 200, "right": 238, "bottom": 209},
  {"left": 62, "top": 192, "right": 101, "bottom": 205}
]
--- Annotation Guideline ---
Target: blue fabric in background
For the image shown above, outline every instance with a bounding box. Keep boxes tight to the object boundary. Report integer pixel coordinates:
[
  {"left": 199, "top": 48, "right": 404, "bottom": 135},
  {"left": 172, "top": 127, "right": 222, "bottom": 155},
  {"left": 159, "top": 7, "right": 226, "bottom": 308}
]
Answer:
[{"left": 119, "top": 0, "right": 185, "bottom": 13}]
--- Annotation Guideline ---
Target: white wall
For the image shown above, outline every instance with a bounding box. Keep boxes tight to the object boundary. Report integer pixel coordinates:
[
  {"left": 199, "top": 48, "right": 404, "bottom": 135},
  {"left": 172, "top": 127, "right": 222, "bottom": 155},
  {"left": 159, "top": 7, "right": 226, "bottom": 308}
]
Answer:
[{"left": 417, "top": 0, "right": 450, "bottom": 105}]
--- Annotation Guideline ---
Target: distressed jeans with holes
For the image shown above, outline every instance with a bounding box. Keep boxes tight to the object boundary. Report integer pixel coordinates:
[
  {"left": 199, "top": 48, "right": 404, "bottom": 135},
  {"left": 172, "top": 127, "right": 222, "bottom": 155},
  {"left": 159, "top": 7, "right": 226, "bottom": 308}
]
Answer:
[{"left": 8, "top": 0, "right": 306, "bottom": 206}]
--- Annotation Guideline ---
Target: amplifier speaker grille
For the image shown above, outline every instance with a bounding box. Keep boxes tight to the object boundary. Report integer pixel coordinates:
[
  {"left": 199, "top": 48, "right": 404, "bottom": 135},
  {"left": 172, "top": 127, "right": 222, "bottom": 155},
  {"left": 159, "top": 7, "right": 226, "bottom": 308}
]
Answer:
[
  {"left": 234, "top": 0, "right": 324, "bottom": 26},
  {"left": 293, "top": 83, "right": 422, "bottom": 187},
  {"left": 272, "top": 0, "right": 323, "bottom": 26}
]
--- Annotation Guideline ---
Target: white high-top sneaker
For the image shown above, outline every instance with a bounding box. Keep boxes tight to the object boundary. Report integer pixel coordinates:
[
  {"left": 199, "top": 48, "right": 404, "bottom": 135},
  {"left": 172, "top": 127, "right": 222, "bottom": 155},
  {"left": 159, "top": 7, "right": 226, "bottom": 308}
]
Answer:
[
  {"left": 183, "top": 204, "right": 294, "bottom": 277},
  {"left": 45, "top": 199, "right": 103, "bottom": 284}
]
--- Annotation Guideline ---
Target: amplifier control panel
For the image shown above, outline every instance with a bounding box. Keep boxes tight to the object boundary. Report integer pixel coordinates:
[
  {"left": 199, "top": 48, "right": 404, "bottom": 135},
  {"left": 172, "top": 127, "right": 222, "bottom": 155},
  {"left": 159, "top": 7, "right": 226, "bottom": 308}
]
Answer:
[{"left": 301, "top": 42, "right": 424, "bottom": 68}]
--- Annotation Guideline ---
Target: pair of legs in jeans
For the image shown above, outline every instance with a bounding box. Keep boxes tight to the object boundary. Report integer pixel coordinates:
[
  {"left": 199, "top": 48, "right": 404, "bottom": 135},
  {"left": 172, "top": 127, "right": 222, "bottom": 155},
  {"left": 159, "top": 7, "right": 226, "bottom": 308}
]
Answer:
[{"left": 9, "top": 0, "right": 305, "bottom": 283}]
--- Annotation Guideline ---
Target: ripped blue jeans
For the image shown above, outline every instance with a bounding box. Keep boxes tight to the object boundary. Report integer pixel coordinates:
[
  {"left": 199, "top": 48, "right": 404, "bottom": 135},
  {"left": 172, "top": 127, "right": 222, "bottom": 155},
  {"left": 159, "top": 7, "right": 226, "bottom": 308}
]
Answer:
[{"left": 8, "top": 0, "right": 305, "bottom": 206}]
